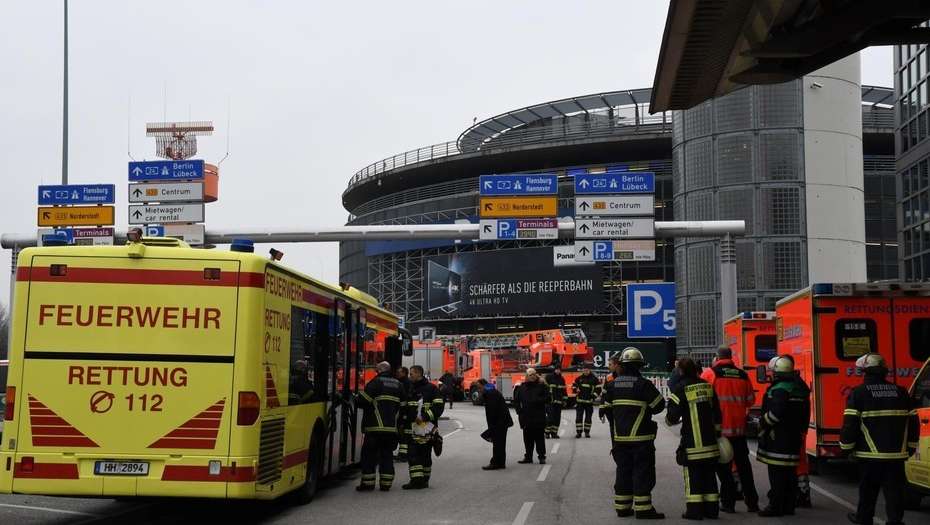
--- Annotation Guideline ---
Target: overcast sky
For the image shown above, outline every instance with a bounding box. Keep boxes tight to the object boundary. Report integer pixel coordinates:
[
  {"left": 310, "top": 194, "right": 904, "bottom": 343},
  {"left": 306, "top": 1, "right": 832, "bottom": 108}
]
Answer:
[{"left": 0, "top": 1, "right": 894, "bottom": 310}]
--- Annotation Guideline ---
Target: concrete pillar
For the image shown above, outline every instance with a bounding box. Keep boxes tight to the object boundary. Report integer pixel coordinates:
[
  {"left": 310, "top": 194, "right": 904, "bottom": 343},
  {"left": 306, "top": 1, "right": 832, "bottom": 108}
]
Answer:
[{"left": 803, "top": 54, "right": 867, "bottom": 283}]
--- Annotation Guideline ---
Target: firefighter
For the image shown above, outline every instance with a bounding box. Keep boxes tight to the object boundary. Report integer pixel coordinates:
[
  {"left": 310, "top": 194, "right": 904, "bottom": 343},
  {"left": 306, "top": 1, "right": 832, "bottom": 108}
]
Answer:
[
  {"left": 603, "top": 348, "right": 666, "bottom": 519},
  {"left": 757, "top": 355, "right": 809, "bottom": 517},
  {"left": 403, "top": 365, "right": 444, "bottom": 490},
  {"left": 599, "top": 355, "right": 622, "bottom": 441},
  {"left": 394, "top": 366, "right": 413, "bottom": 461},
  {"left": 666, "top": 357, "right": 722, "bottom": 520},
  {"left": 545, "top": 366, "right": 566, "bottom": 439},
  {"left": 703, "top": 345, "right": 759, "bottom": 513},
  {"left": 356, "top": 361, "right": 405, "bottom": 492},
  {"left": 573, "top": 364, "right": 600, "bottom": 438},
  {"left": 841, "top": 353, "right": 919, "bottom": 525},
  {"left": 767, "top": 355, "right": 813, "bottom": 508}
]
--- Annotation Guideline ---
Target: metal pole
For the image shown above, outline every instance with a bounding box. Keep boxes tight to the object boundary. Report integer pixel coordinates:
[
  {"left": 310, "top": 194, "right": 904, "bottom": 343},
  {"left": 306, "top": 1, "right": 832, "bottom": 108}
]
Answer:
[
  {"left": 719, "top": 233, "right": 738, "bottom": 331},
  {"left": 61, "top": 0, "right": 69, "bottom": 184}
]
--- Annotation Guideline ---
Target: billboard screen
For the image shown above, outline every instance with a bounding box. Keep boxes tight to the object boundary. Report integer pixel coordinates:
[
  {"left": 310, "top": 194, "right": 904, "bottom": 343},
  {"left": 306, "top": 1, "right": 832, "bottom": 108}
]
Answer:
[{"left": 425, "top": 247, "right": 603, "bottom": 316}]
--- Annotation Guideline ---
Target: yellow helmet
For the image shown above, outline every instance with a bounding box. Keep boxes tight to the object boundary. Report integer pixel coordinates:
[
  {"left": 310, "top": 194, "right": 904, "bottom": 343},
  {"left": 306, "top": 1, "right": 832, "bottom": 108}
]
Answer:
[
  {"left": 855, "top": 353, "right": 887, "bottom": 374},
  {"left": 620, "top": 347, "right": 645, "bottom": 366}
]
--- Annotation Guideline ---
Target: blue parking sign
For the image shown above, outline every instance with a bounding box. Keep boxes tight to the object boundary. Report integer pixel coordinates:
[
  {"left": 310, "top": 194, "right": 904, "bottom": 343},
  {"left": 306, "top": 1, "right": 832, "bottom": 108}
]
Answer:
[
  {"left": 497, "top": 219, "right": 517, "bottom": 239},
  {"left": 626, "top": 283, "right": 676, "bottom": 338}
]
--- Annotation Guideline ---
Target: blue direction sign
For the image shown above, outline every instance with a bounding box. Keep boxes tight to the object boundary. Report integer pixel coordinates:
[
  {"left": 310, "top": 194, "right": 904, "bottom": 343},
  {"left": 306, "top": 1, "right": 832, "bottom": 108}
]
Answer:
[
  {"left": 479, "top": 173, "right": 557, "bottom": 196},
  {"left": 37, "top": 184, "right": 115, "bottom": 205},
  {"left": 144, "top": 225, "right": 166, "bottom": 237},
  {"left": 128, "top": 160, "right": 204, "bottom": 181},
  {"left": 574, "top": 171, "right": 655, "bottom": 195}
]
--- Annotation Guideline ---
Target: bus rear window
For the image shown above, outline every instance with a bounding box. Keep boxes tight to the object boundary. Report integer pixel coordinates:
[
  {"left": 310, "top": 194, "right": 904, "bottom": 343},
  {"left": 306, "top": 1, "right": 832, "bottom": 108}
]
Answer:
[
  {"left": 835, "top": 319, "right": 877, "bottom": 360},
  {"left": 908, "top": 319, "right": 930, "bottom": 361},
  {"left": 755, "top": 335, "right": 777, "bottom": 362}
]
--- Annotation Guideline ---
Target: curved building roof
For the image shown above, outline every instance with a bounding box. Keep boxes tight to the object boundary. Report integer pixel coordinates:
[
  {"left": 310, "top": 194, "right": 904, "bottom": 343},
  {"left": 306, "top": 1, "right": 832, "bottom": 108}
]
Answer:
[{"left": 344, "top": 85, "right": 893, "bottom": 212}]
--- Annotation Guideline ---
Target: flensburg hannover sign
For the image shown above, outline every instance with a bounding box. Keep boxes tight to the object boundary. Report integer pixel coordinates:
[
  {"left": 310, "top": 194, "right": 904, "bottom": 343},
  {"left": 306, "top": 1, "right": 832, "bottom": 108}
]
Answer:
[{"left": 479, "top": 174, "right": 557, "bottom": 196}]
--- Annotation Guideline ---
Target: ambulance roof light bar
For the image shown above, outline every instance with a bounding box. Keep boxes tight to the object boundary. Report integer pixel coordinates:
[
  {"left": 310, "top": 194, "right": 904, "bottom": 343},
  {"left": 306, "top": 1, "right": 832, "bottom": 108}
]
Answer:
[{"left": 740, "top": 311, "right": 774, "bottom": 320}]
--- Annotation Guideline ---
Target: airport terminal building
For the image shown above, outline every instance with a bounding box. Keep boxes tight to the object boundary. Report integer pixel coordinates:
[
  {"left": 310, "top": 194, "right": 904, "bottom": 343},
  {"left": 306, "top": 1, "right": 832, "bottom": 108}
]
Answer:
[{"left": 340, "top": 82, "right": 896, "bottom": 362}]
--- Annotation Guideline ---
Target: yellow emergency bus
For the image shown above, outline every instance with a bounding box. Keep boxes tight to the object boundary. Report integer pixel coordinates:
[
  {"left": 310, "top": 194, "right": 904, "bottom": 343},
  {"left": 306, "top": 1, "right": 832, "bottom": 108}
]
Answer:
[{"left": 0, "top": 237, "right": 406, "bottom": 501}]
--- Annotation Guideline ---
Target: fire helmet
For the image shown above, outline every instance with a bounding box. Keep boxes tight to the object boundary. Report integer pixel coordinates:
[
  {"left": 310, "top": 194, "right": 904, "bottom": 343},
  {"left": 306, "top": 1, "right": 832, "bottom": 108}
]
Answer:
[
  {"left": 620, "top": 347, "right": 645, "bottom": 366},
  {"left": 855, "top": 353, "right": 887, "bottom": 375}
]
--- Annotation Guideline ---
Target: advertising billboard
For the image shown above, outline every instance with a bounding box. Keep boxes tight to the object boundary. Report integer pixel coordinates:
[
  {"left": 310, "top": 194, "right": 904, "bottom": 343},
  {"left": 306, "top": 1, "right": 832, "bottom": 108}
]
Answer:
[{"left": 425, "top": 247, "right": 603, "bottom": 316}]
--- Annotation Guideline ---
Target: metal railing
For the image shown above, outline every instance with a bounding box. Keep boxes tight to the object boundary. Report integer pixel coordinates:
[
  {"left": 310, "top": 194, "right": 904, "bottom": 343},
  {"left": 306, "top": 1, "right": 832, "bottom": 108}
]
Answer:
[
  {"left": 861, "top": 107, "right": 895, "bottom": 129},
  {"left": 346, "top": 115, "right": 671, "bottom": 193}
]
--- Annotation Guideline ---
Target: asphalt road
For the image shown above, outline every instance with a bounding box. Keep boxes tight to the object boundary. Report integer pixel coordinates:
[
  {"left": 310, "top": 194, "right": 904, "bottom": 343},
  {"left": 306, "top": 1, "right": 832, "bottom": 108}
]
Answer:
[{"left": 1, "top": 405, "right": 928, "bottom": 524}]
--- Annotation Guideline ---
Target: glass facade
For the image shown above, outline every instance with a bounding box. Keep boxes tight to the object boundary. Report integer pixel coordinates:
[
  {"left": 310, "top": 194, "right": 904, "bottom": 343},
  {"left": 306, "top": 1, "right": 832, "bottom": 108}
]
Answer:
[{"left": 896, "top": 32, "right": 930, "bottom": 279}]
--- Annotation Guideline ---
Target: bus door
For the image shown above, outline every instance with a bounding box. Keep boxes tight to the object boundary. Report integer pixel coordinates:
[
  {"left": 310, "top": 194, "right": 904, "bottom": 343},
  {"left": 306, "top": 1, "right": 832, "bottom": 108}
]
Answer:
[
  {"left": 813, "top": 296, "right": 893, "bottom": 451},
  {"left": 326, "top": 300, "right": 346, "bottom": 474},
  {"left": 349, "top": 309, "right": 366, "bottom": 463},
  {"left": 888, "top": 296, "right": 930, "bottom": 388}
]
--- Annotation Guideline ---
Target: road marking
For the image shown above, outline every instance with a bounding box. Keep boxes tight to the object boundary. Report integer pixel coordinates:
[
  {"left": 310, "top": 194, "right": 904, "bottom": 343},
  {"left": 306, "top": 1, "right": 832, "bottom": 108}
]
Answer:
[
  {"left": 747, "top": 450, "right": 885, "bottom": 525},
  {"left": 441, "top": 418, "right": 465, "bottom": 438},
  {"left": 809, "top": 482, "right": 885, "bottom": 525},
  {"left": 536, "top": 464, "right": 552, "bottom": 482},
  {"left": 0, "top": 503, "right": 99, "bottom": 517},
  {"left": 513, "top": 502, "right": 534, "bottom": 525},
  {"left": 551, "top": 443, "right": 561, "bottom": 455}
]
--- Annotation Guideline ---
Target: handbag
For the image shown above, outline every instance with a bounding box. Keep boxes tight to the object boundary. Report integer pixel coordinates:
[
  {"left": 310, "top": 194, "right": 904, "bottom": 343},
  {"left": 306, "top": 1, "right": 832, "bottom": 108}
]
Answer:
[{"left": 431, "top": 429, "right": 443, "bottom": 457}]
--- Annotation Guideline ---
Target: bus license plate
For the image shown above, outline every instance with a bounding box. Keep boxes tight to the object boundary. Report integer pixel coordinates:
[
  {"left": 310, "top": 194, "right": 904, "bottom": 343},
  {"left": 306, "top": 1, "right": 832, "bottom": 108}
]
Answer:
[{"left": 94, "top": 461, "right": 149, "bottom": 476}]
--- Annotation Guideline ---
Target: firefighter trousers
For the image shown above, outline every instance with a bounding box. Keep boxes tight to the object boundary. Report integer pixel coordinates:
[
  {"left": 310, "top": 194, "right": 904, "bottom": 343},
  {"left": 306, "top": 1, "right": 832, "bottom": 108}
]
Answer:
[
  {"left": 408, "top": 441, "right": 433, "bottom": 486},
  {"left": 856, "top": 460, "right": 906, "bottom": 524},
  {"left": 396, "top": 429, "right": 412, "bottom": 458},
  {"left": 360, "top": 433, "right": 397, "bottom": 489},
  {"left": 576, "top": 403, "right": 593, "bottom": 435},
  {"left": 716, "top": 436, "right": 758, "bottom": 509},
  {"left": 545, "top": 404, "right": 562, "bottom": 435},
  {"left": 683, "top": 460, "right": 719, "bottom": 519},
  {"left": 612, "top": 442, "right": 657, "bottom": 515},
  {"left": 797, "top": 436, "right": 810, "bottom": 505},
  {"left": 764, "top": 465, "right": 798, "bottom": 515}
]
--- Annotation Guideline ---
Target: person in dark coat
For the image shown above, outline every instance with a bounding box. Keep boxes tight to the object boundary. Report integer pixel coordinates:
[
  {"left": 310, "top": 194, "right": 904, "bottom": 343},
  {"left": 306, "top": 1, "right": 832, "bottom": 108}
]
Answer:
[
  {"left": 439, "top": 371, "right": 456, "bottom": 409},
  {"left": 478, "top": 378, "right": 513, "bottom": 470},
  {"left": 513, "top": 368, "right": 549, "bottom": 464}
]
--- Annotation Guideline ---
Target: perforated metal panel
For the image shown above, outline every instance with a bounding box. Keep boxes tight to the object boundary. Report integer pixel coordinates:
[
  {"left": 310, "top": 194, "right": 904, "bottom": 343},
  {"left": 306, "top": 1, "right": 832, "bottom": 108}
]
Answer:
[
  {"left": 757, "top": 82, "right": 801, "bottom": 128},
  {"left": 675, "top": 246, "right": 687, "bottom": 295},
  {"left": 687, "top": 191, "right": 716, "bottom": 222},
  {"left": 736, "top": 242, "right": 756, "bottom": 290},
  {"left": 687, "top": 244, "right": 717, "bottom": 293},
  {"left": 716, "top": 134, "right": 754, "bottom": 185},
  {"left": 684, "top": 101, "right": 713, "bottom": 138},
  {"left": 737, "top": 296, "right": 758, "bottom": 313},
  {"left": 685, "top": 139, "right": 714, "bottom": 190},
  {"left": 689, "top": 297, "right": 718, "bottom": 347},
  {"left": 676, "top": 298, "right": 689, "bottom": 348},
  {"left": 718, "top": 188, "right": 755, "bottom": 235},
  {"left": 760, "top": 187, "right": 801, "bottom": 235},
  {"left": 673, "top": 110, "right": 684, "bottom": 144},
  {"left": 763, "top": 241, "right": 805, "bottom": 289},
  {"left": 672, "top": 147, "right": 684, "bottom": 194},
  {"left": 759, "top": 133, "right": 802, "bottom": 181},
  {"left": 715, "top": 88, "right": 754, "bottom": 132}
]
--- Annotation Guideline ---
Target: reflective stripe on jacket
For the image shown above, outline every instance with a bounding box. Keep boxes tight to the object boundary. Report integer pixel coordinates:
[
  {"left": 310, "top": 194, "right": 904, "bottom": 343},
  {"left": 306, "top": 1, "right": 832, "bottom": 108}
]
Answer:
[
  {"left": 573, "top": 373, "right": 600, "bottom": 404},
  {"left": 666, "top": 377, "right": 721, "bottom": 462},
  {"left": 358, "top": 372, "right": 406, "bottom": 434},
  {"left": 545, "top": 373, "right": 567, "bottom": 405},
  {"left": 839, "top": 375, "right": 919, "bottom": 460},
  {"left": 603, "top": 372, "right": 665, "bottom": 443},
  {"left": 706, "top": 360, "right": 755, "bottom": 437}
]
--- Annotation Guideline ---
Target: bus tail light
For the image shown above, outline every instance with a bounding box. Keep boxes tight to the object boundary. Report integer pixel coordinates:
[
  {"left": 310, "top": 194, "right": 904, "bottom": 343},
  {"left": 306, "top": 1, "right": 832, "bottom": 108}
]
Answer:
[
  {"left": 20, "top": 456, "right": 34, "bottom": 473},
  {"left": 237, "top": 391, "right": 260, "bottom": 425},
  {"left": 4, "top": 387, "right": 14, "bottom": 420}
]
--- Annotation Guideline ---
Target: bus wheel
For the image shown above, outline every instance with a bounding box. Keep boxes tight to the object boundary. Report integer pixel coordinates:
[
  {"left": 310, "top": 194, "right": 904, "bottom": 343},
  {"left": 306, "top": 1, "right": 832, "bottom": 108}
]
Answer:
[{"left": 292, "top": 432, "right": 324, "bottom": 505}]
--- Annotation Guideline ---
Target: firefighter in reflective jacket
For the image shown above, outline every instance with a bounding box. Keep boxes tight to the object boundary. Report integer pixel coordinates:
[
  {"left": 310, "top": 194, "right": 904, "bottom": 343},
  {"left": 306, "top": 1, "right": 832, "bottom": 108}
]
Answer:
[
  {"left": 545, "top": 367, "right": 567, "bottom": 439},
  {"left": 395, "top": 366, "right": 413, "bottom": 461},
  {"left": 573, "top": 364, "right": 600, "bottom": 438},
  {"left": 666, "top": 357, "right": 722, "bottom": 520},
  {"left": 599, "top": 355, "right": 622, "bottom": 440},
  {"left": 841, "top": 353, "right": 919, "bottom": 525},
  {"left": 603, "top": 348, "right": 666, "bottom": 519},
  {"left": 757, "top": 356, "right": 809, "bottom": 517},
  {"left": 356, "top": 362, "right": 406, "bottom": 491},
  {"left": 703, "top": 345, "right": 759, "bottom": 513},
  {"left": 402, "top": 365, "right": 445, "bottom": 489}
]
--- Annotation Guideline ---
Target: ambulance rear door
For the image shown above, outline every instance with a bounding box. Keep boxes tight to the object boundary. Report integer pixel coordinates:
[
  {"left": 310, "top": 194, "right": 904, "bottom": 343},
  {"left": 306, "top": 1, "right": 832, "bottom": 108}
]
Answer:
[
  {"left": 812, "top": 294, "right": 893, "bottom": 451},
  {"left": 889, "top": 296, "right": 930, "bottom": 387}
]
